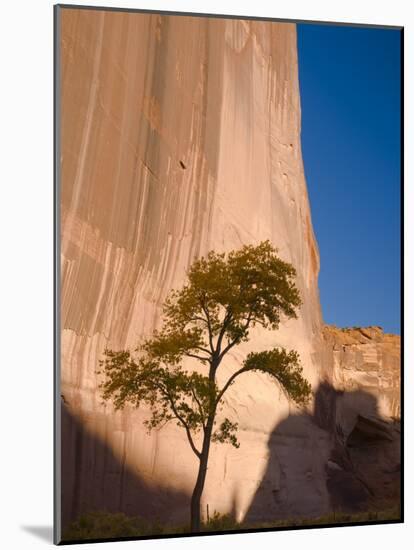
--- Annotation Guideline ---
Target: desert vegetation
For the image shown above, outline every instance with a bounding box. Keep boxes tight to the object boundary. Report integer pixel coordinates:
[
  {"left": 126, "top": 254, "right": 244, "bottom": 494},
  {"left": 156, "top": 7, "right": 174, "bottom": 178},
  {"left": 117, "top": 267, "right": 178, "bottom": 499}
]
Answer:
[
  {"left": 63, "top": 507, "right": 401, "bottom": 541},
  {"left": 98, "top": 241, "right": 311, "bottom": 532}
]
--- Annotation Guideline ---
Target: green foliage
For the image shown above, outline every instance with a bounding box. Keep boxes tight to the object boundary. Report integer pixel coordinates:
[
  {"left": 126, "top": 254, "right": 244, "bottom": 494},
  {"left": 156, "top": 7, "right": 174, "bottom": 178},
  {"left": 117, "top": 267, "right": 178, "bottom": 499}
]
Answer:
[
  {"left": 62, "top": 511, "right": 167, "bottom": 541},
  {"left": 201, "top": 507, "right": 401, "bottom": 532},
  {"left": 99, "top": 241, "right": 310, "bottom": 460},
  {"left": 63, "top": 507, "right": 401, "bottom": 541},
  {"left": 211, "top": 418, "right": 240, "bottom": 448},
  {"left": 242, "top": 349, "right": 311, "bottom": 406},
  {"left": 202, "top": 510, "right": 241, "bottom": 531},
  {"left": 164, "top": 240, "right": 301, "bottom": 339}
]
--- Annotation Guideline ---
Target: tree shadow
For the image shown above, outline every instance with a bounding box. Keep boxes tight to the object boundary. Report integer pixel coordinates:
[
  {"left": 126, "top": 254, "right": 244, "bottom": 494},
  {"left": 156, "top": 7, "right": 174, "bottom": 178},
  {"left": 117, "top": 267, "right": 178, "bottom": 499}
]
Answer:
[
  {"left": 60, "top": 403, "right": 189, "bottom": 537},
  {"left": 245, "top": 382, "right": 401, "bottom": 524},
  {"left": 59, "top": 384, "right": 401, "bottom": 537}
]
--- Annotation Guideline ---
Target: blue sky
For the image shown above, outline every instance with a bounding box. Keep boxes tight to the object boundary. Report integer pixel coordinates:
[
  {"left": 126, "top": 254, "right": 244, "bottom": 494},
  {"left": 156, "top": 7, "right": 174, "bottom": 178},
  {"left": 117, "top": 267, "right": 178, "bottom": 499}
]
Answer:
[{"left": 297, "top": 24, "right": 401, "bottom": 334}]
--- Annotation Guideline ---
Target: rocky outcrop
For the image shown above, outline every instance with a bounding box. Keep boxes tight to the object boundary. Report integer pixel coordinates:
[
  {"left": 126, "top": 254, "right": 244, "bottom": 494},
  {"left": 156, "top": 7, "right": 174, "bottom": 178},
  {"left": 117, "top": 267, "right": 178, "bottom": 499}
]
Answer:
[
  {"left": 322, "top": 325, "right": 400, "bottom": 420},
  {"left": 246, "top": 328, "right": 400, "bottom": 522},
  {"left": 58, "top": 7, "right": 400, "bottom": 532},
  {"left": 320, "top": 326, "right": 401, "bottom": 515}
]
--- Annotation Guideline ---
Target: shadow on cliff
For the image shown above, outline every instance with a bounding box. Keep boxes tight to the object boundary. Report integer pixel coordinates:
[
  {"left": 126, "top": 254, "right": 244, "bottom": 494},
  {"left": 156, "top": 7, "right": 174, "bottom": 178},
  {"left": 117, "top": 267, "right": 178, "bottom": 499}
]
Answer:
[
  {"left": 245, "top": 382, "right": 401, "bottom": 524},
  {"left": 61, "top": 402, "right": 190, "bottom": 535}
]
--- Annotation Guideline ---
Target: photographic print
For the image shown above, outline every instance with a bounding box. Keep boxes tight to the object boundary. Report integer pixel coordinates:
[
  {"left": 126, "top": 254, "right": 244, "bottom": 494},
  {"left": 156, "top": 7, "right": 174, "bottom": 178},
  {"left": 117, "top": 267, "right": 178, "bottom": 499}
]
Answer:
[{"left": 55, "top": 4, "right": 402, "bottom": 544}]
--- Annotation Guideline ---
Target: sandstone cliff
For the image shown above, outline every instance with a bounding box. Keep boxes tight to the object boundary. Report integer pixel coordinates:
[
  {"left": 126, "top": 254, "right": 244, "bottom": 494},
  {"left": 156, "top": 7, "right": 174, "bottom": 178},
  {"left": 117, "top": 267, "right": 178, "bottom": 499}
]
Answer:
[
  {"left": 58, "top": 7, "right": 400, "bottom": 531},
  {"left": 322, "top": 325, "right": 400, "bottom": 419}
]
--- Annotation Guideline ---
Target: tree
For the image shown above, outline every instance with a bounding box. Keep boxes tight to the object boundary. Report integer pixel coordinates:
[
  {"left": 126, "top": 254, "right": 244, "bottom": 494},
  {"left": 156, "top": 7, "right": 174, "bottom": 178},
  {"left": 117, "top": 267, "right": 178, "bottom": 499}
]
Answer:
[{"left": 98, "top": 241, "right": 312, "bottom": 532}]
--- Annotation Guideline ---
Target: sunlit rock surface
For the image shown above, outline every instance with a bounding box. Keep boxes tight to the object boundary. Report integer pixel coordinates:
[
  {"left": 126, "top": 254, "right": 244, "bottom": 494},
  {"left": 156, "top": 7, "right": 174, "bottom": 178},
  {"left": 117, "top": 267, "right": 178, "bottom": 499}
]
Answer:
[
  {"left": 322, "top": 325, "right": 400, "bottom": 419},
  {"left": 59, "top": 8, "right": 400, "bottom": 530},
  {"left": 247, "top": 327, "right": 400, "bottom": 522}
]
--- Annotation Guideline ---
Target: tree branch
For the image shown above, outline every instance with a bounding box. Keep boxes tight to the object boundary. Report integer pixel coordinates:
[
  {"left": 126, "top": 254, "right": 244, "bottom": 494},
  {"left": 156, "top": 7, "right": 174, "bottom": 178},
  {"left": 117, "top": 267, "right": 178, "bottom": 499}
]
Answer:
[
  {"left": 185, "top": 315, "right": 209, "bottom": 325},
  {"left": 215, "top": 309, "right": 233, "bottom": 358},
  {"left": 193, "top": 345, "right": 213, "bottom": 356},
  {"left": 218, "top": 338, "right": 238, "bottom": 362},
  {"left": 218, "top": 311, "right": 254, "bottom": 362},
  {"left": 200, "top": 297, "right": 215, "bottom": 354},
  {"left": 190, "top": 387, "right": 206, "bottom": 429},
  {"left": 168, "top": 396, "right": 201, "bottom": 459},
  {"left": 157, "top": 385, "right": 201, "bottom": 459},
  {"left": 215, "top": 366, "right": 250, "bottom": 407}
]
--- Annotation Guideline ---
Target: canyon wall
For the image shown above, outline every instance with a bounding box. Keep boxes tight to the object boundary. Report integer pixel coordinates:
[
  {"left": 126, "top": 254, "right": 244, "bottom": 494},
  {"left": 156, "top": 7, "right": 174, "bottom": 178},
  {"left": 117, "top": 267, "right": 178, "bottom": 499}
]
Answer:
[
  {"left": 246, "top": 325, "right": 400, "bottom": 522},
  {"left": 322, "top": 326, "right": 400, "bottom": 420},
  {"left": 58, "top": 7, "right": 400, "bottom": 533}
]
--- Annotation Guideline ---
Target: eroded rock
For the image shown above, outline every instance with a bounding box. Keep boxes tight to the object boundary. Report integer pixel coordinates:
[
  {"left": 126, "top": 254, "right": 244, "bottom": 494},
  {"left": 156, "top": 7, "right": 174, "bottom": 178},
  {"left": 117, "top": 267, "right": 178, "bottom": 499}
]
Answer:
[{"left": 59, "top": 8, "right": 400, "bottom": 530}]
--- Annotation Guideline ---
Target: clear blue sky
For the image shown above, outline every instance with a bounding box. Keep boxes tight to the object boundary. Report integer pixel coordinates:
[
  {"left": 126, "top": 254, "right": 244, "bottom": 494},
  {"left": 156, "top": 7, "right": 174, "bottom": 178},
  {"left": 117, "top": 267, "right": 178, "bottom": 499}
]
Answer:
[{"left": 297, "top": 24, "right": 401, "bottom": 334}]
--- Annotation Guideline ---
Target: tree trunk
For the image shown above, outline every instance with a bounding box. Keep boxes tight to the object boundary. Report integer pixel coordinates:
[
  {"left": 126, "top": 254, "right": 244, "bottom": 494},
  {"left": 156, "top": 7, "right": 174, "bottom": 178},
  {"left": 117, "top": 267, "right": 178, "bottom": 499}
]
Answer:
[
  {"left": 190, "top": 422, "right": 213, "bottom": 532},
  {"left": 190, "top": 359, "right": 219, "bottom": 532}
]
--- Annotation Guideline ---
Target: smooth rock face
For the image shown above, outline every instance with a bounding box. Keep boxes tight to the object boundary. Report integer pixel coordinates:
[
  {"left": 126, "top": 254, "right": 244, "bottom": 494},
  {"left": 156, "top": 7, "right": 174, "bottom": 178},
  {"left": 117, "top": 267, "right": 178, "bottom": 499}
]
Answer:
[{"left": 59, "top": 8, "right": 400, "bottom": 531}]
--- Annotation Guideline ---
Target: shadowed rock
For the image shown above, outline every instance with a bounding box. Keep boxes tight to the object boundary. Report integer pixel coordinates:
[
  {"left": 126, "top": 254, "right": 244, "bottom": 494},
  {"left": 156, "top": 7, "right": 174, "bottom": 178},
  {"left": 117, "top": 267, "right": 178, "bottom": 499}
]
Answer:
[
  {"left": 61, "top": 403, "right": 190, "bottom": 533},
  {"left": 57, "top": 6, "right": 400, "bottom": 528},
  {"left": 245, "top": 384, "right": 400, "bottom": 522}
]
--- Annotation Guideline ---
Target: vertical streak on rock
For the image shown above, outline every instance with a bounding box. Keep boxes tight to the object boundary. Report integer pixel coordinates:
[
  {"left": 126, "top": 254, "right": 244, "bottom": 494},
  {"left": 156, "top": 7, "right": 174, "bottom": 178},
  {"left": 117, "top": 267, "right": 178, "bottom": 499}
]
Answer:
[
  {"left": 60, "top": 9, "right": 397, "bottom": 528},
  {"left": 62, "top": 12, "right": 105, "bottom": 260}
]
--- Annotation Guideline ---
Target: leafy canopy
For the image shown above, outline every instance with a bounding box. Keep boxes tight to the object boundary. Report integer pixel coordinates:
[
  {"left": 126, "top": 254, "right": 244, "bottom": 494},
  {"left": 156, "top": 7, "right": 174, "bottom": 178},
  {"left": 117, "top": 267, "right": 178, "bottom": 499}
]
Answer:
[{"left": 99, "top": 241, "right": 311, "bottom": 457}]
